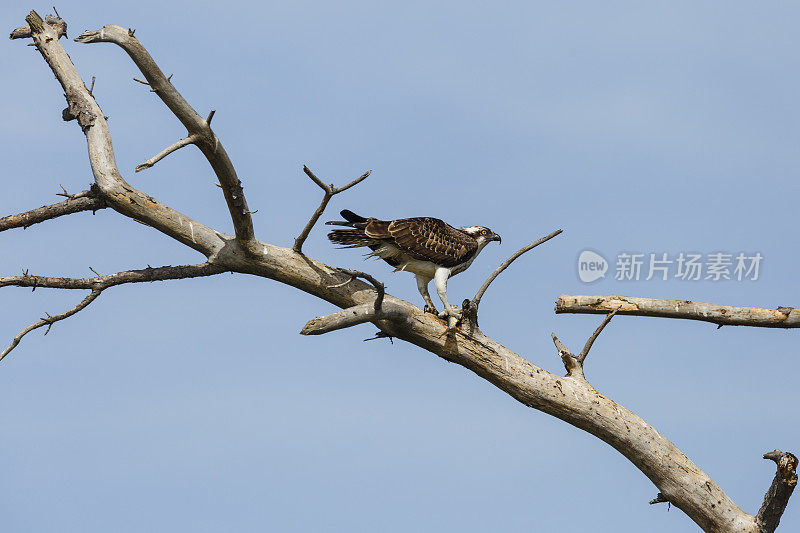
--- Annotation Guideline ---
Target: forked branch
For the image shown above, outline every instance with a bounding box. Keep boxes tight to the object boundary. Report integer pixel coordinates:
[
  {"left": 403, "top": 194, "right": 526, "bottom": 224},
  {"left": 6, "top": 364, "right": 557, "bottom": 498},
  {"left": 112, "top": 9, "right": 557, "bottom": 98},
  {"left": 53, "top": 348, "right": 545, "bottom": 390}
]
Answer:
[
  {"left": 556, "top": 295, "right": 800, "bottom": 328},
  {"left": 293, "top": 165, "right": 371, "bottom": 253},
  {"left": 74, "top": 24, "right": 258, "bottom": 253},
  {"left": 551, "top": 308, "right": 618, "bottom": 379},
  {"left": 0, "top": 263, "right": 225, "bottom": 361},
  {"left": 1, "top": 289, "right": 102, "bottom": 362}
]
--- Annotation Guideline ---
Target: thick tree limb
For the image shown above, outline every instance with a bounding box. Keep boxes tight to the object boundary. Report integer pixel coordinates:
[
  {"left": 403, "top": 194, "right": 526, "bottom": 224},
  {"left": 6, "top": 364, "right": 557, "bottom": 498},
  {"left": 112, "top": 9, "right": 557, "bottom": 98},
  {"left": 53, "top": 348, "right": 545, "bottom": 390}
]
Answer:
[
  {"left": 12, "top": 12, "right": 794, "bottom": 532},
  {"left": 0, "top": 187, "right": 105, "bottom": 231},
  {"left": 73, "top": 24, "right": 258, "bottom": 254},
  {"left": 293, "top": 165, "right": 371, "bottom": 253},
  {"left": 556, "top": 295, "right": 800, "bottom": 328},
  {"left": 757, "top": 451, "right": 798, "bottom": 533},
  {"left": 236, "top": 247, "right": 763, "bottom": 532},
  {"left": 21, "top": 12, "right": 225, "bottom": 256}
]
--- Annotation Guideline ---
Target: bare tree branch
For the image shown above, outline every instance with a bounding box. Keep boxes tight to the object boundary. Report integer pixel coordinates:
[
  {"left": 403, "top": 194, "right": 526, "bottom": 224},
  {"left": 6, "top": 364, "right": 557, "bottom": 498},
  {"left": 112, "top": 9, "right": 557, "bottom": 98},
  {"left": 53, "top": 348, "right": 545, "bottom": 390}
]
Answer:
[
  {"left": 0, "top": 186, "right": 105, "bottom": 232},
  {"left": 0, "top": 263, "right": 225, "bottom": 362},
  {"left": 550, "top": 309, "right": 618, "bottom": 380},
  {"left": 0, "top": 289, "right": 102, "bottom": 362},
  {"left": 577, "top": 306, "right": 620, "bottom": 363},
  {"left": 135, "top": 134, "right": 199, "bottom": 172},
  {"left": 757, "top": 450, "right": 798, "bottom": 533},
  {"left": 328, "top": 269, "right": 385, "bottom": 311},
  {"left": 73, "top": 24, "right": 258, "bottom": 254},
  {"left": 556, "top": 295, "right": 800, "bottom": 328},
  {"left": 11, "top": 12, "right": 794, "bottom": 532},
  {"left": 20, "top": 12, "right": 226, "bottom": 256},
  {"left": 293, "top": 166, "right": 371, "bottom": 253},
  {"left": 300, "top": 301, "right": 403, "bottom": 336},
  {"left": 1, "top": 263, "right": 225, "bottom": 291},
  {"left": 10, "top": 12, "right": 66, "bottom": 40},
  {"left": 471, "top": 229, "right": 562, "bottom": 308},
  {"left": 300, "top": 269, "right": 391, "bottom": 335}
]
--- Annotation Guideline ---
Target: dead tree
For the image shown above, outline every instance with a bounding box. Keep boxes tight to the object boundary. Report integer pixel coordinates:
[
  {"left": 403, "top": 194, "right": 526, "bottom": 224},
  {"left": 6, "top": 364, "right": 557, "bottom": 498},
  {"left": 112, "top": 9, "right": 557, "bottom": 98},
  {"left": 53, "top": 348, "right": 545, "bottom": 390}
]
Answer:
[{"left": 5, "top": 11, "right": 795, "bottom": 532}]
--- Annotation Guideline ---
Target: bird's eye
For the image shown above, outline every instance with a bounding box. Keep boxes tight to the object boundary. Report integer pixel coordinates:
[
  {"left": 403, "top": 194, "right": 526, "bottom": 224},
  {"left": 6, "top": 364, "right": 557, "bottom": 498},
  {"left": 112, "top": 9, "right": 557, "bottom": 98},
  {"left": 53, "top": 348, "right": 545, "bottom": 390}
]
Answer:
[{"left": 481, "top": 230, "right": 487, "bottom": 235}]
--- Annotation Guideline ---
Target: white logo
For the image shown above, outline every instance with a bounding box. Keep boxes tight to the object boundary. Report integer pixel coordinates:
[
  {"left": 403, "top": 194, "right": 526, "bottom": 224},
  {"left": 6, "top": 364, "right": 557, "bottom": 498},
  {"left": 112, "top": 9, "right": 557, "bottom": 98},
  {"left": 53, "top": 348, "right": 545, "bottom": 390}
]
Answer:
[{"left": 578, "top": 250, "right": 608, "bottom": 283}]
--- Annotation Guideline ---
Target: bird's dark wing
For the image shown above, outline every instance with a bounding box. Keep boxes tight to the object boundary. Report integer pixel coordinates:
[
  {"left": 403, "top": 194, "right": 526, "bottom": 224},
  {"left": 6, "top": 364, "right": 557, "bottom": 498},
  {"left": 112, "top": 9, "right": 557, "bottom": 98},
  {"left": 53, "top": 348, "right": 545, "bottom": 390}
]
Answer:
[{"left": 387, "top": 217, "right": 477, "bottom": 268}]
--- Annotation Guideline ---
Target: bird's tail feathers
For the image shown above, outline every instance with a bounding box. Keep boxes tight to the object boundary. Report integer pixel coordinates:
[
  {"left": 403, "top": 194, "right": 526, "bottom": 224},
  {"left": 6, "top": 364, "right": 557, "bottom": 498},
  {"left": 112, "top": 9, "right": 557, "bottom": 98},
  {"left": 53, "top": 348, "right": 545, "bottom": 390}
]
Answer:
[
  {"left": 325, "top": 209, "right": 368, "bottom": 227},
  {"left": 327, "top": 229, "right": 377, "bottom": 248}
]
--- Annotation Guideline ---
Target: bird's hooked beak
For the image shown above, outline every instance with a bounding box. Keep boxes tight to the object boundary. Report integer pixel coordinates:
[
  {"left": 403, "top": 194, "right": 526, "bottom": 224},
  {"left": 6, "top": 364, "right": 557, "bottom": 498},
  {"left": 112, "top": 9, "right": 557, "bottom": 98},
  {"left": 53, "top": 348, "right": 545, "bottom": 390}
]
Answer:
[{"left": 493, "top": 233, "right": 502, "bottom": 244}]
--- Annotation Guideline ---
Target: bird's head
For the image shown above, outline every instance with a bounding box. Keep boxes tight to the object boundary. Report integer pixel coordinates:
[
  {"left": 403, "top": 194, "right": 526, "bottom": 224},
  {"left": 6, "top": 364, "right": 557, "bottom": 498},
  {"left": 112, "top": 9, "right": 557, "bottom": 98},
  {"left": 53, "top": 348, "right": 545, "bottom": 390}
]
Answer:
[{"left": 460, "top": 226, "right": 502, "bottom": 245}]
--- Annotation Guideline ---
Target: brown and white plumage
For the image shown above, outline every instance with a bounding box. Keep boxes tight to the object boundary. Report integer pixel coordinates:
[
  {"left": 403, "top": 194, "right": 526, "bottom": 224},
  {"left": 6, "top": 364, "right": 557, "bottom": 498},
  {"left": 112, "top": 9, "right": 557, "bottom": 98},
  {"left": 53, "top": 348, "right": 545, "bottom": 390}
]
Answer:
[{"left": 327, "top": 210, "right": 501, "bottom": 318}]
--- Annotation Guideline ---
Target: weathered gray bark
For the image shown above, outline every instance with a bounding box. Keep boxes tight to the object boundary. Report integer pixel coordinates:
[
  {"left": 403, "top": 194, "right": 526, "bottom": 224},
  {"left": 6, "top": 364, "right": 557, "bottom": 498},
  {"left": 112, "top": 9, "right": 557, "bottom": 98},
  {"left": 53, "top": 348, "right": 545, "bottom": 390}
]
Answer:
[
  {"left": 556, "top": 294, "right": 800, "bottom": 328},
  {"left": 5, "top": 11, "right": 795, "bottom": 532},
  {"left": 0, "top": 187, "right": 105, "bottom": 231}
]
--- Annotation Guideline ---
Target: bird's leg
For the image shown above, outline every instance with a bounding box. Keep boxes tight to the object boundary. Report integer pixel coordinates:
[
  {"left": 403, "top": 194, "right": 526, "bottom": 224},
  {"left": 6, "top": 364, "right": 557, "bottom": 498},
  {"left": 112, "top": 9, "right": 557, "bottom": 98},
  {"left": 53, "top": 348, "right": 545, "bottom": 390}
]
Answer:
[
  {"left": 434, "top": 267, "right": 461, "bottom": 319},
  {"left": 415, "top": 274, "right": 438, "bottom": 314}
]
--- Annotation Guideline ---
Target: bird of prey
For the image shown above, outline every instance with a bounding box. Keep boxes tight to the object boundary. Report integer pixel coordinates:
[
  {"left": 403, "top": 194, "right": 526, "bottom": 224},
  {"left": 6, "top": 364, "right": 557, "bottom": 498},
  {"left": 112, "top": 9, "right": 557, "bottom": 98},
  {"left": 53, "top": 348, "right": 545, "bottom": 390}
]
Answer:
[{"left": 326, "top": 210, "right": 501, "bottom": 319}]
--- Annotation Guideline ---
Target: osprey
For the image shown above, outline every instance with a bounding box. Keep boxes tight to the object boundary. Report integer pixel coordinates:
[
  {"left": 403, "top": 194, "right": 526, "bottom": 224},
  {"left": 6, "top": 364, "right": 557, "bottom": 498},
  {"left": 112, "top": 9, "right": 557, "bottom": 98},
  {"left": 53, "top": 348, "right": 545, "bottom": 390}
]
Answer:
[{"left": 326, "top": 210, "right": 501, "bottom": 319}]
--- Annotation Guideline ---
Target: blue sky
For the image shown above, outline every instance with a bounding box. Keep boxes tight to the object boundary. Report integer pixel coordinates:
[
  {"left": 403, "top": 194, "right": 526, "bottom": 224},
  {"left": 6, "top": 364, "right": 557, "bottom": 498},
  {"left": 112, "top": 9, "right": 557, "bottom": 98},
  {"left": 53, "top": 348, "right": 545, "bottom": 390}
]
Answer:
[{"left": 1, "top": 2, "right": 798, "bottom": 531}]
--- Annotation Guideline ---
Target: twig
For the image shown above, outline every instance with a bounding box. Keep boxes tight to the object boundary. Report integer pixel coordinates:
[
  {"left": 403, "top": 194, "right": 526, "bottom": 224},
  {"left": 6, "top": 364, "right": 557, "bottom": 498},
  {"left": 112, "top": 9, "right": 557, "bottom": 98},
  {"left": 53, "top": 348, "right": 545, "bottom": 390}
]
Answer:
[
  {"left": 649, "top": 493, "right": 670, "bottom": 506},
  {"left": 471, "top": 229, "right": 562, "bottom": 308},
  {"left": 293, "top": 166, "right": 371, "bottom": 253},
  {"left": 577, "top": 306, "right": 620, "bottom": 363},
  {"left": 556, "top": 295, "right": 800, "bottom": 329},
  {"left": 0, "top": 187, "right": 105, "bottom": 232},
  {"left": 135, "top": 134, "right": 199, "bottom": 172},
  {"left": 88, "top": 76, "right": 95, "bottom": 95},
  {"left": 329, "top": 269, "right": 385, "bottom": 311},
  {"left": 301, "top": 270, "right": 390, "bottom": 335},
  {"left": 1, "top": 289, "right": 102, "bottom": 362}
]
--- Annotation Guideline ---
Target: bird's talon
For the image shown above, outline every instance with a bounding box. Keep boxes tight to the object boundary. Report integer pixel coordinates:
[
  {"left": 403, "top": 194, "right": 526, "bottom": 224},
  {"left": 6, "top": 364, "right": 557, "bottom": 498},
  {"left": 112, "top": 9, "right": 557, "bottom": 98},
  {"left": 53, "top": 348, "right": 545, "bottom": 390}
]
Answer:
[
  {"left": 424, "top": 304, "right": 439, "bottom": 315},
  {"left": 438, "top": 308, "right": 462, "bottom": 320}
]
